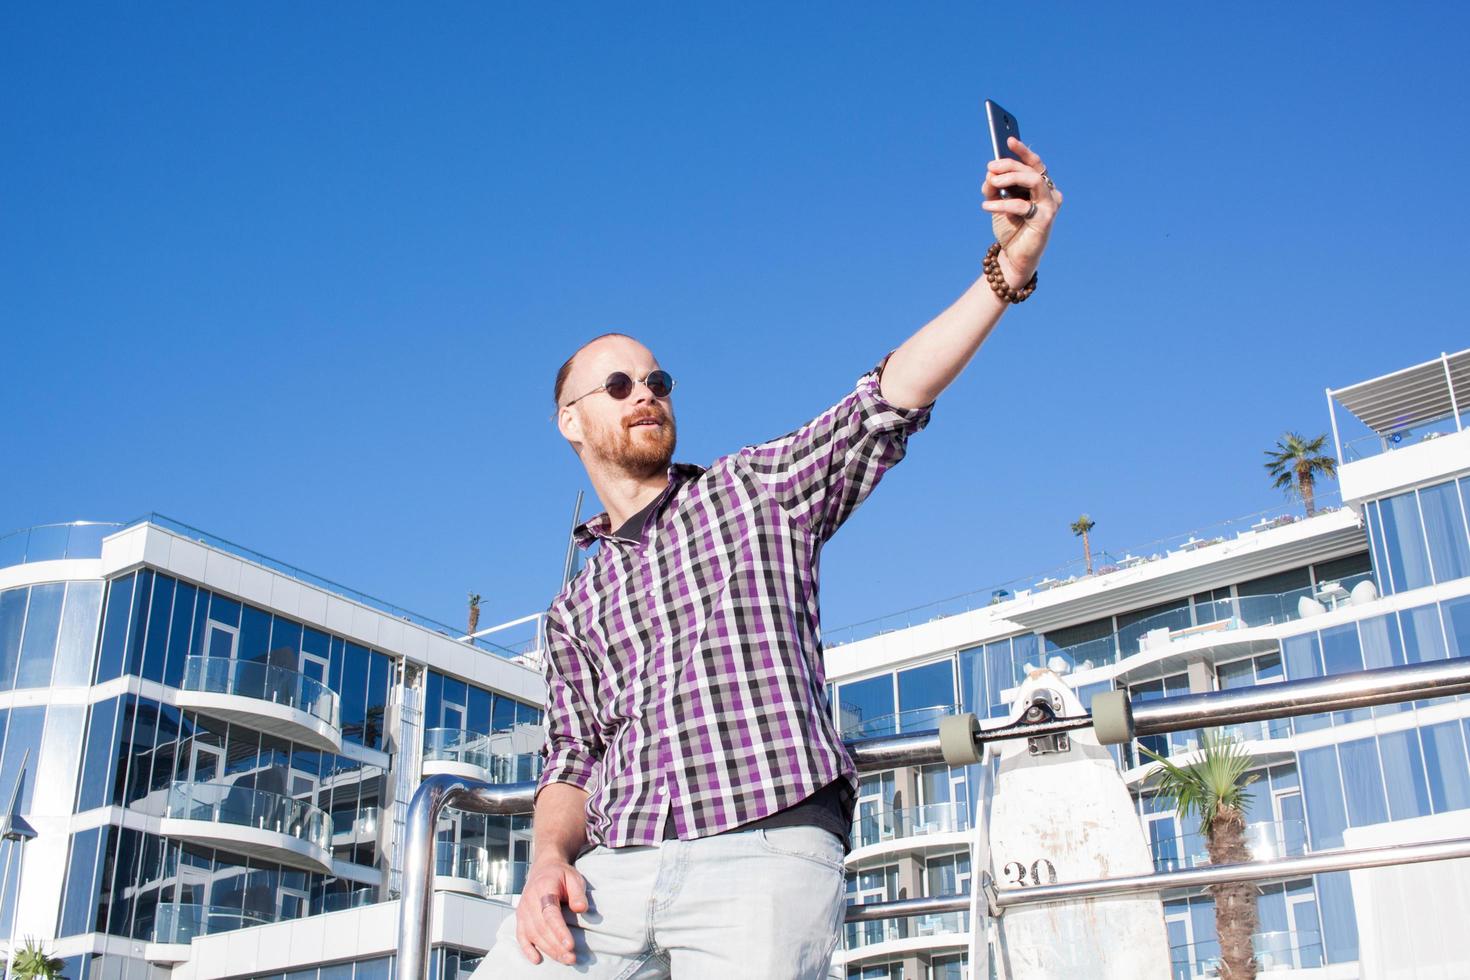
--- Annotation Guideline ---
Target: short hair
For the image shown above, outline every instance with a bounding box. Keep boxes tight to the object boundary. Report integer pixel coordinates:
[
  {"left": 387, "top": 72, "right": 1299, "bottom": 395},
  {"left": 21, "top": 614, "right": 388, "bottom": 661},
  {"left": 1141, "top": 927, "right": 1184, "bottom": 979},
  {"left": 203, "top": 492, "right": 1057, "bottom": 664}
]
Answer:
[{"left": 553, "top": 332, "right": 635, "bottom": 408}]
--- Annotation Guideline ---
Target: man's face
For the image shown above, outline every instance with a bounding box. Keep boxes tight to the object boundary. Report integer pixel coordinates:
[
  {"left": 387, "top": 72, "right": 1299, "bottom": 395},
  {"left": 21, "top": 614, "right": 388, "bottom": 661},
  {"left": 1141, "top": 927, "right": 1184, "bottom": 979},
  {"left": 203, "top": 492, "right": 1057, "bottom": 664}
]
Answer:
[{"left": 559, "top": 336, "right": 677, "bottom": 478}]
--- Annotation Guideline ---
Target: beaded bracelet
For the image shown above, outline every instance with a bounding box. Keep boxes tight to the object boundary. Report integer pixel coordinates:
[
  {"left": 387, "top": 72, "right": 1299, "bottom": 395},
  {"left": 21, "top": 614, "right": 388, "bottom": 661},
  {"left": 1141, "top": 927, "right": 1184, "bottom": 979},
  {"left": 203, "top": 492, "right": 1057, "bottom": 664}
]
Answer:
[{"left": 982, "top": 242, "right": 1038, "bottom": 304}]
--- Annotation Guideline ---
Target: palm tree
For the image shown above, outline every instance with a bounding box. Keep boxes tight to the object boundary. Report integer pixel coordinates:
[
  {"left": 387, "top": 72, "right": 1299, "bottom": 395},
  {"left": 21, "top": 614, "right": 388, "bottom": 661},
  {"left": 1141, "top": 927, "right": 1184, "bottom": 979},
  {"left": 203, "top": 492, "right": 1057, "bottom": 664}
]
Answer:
[
  {"left": 467, "top": 593, "right": 481, "bottom": 637},
  {"left": 9, "top": 938, "right": 64, "bottom": 980},
  {"left": 1142, "top": 733, "right": 1261, "bottom": 979},
  {"left": 1263, "top": 433, "right": 1337, "bottom": 517},
  {"left": 1070, "top": 514, "right": 1096, "bottom": 575}
]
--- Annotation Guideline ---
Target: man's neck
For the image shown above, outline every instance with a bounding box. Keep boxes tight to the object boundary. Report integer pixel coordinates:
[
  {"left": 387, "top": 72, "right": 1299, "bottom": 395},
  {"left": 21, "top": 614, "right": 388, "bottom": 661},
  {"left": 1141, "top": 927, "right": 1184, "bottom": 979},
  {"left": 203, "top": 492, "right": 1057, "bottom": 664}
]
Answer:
[{"left": 588, "top": 467, "right": 670, "bottom": 530}]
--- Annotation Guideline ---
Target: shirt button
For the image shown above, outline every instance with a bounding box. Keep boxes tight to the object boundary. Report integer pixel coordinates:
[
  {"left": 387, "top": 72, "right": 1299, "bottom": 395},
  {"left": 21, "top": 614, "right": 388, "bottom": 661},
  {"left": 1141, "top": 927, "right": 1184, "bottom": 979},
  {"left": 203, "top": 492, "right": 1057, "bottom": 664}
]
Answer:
[{"left": 656, "top": 784, "right": 667, "bottom": 797}]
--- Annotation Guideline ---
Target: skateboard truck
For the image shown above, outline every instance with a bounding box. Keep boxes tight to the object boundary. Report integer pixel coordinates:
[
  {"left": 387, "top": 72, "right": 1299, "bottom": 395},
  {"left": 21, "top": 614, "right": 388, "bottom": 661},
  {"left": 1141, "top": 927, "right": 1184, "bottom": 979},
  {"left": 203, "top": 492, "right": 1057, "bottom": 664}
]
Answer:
[{"left": 1022, "top": 692, "right": 1070, "bottom": 756}]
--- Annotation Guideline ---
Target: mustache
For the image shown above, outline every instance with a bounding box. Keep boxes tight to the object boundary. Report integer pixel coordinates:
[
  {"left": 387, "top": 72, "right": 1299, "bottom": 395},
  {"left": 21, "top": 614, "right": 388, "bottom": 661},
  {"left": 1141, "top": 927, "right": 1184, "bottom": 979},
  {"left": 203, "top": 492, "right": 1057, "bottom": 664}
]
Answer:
[{"left": 625, "top": 407, "right": 670, "bottom": 427}]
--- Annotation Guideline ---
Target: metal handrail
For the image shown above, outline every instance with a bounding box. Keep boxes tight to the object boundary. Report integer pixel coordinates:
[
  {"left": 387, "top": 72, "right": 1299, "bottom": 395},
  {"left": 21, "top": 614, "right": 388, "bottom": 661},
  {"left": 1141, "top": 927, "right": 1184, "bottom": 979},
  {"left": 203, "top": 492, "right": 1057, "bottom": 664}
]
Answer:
[{"left": 395, "top": 656, "right": 1470, "bottom": 980}]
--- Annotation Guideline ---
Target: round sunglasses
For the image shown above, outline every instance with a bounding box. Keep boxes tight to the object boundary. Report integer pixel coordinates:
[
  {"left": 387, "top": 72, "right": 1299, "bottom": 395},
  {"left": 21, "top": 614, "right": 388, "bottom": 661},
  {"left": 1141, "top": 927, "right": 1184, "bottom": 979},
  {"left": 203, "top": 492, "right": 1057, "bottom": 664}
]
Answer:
[{"left": 562, "top": 369, "right": 676, "bottom": 409}]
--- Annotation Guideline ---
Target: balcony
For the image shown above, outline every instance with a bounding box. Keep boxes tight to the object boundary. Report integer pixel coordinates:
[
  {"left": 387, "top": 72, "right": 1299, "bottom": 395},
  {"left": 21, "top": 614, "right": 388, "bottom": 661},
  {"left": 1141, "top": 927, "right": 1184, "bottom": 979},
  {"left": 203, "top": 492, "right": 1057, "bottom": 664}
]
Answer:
[
  {"left": 1044, "top": 572, "right": 1377, "bottom": 676},
  {"left": 161, "top": 781, "right": 332, "bottom": 871},
  {"left": 850, "top": 802, "right": 971, "bottom": 859},
  {"left": 839, "top": 704, "right": 959, "bottom": 741},
  {"left": 1151, "top": 820, "right": 1308, "bottom": 874},
  {"left": 0, "top": 520, "right": 120, "bottom": 570},
  {"left": 176, "top": 655, "right": 342, "bottom": 752},
  {"left": 1169, "top": 929, "right": 1324, "bottom": 976},
  {"left": 842, "top": 909, "right": 969, "bottom": 962},
  {"left": 421, "top": 728, "right": 545, "bottom": 783},
  {"left": 434, "top": 841, "right": 493, "bottom": 897},
  {"left": 148, "top": 902, "right": 277, "bottom": 944}
]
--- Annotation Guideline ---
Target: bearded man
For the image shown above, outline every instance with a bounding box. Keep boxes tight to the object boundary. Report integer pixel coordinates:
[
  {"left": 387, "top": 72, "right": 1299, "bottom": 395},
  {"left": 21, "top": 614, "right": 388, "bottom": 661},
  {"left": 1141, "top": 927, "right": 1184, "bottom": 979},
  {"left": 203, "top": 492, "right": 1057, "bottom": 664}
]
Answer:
[{"left": 471, "top": 137, "right": 1060, "bottom": 978}]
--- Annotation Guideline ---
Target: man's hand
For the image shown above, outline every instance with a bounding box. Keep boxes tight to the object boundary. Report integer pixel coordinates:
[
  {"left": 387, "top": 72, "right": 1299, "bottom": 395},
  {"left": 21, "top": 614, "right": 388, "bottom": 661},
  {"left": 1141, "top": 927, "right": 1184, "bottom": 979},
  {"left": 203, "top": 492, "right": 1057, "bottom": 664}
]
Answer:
[
  {"left": 982, "top": 136, "right": 1063, "bottom": 287},
  {"left": 516, "top": 857, "right": 589, "bottom": 966}
]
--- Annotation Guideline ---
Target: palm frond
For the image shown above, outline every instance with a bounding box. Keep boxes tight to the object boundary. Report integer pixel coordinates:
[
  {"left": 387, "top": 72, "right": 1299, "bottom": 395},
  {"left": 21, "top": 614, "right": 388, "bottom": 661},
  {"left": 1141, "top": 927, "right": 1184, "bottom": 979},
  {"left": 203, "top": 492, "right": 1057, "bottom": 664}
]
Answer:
[{"left": 1141, "top": 731, "right": 1259, "bottom": 833}]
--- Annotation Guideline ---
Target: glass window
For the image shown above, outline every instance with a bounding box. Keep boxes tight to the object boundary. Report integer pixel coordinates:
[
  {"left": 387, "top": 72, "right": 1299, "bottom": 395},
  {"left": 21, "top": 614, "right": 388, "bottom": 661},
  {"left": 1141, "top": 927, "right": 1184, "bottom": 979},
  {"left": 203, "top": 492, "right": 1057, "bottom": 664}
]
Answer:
[
  {"left": 984, "top": 640, "right": 1016, "bottom": 718},
  {"left": 0, "top": 588, "right": 23, "bottom": 692},
  {"left": 491, "top": 693, "right": 516, "bottom": 733},
  {"left": 1422, "top": 721, "right": 1470, "bottom": 813},
  {"left": 1357, "top": 614, "right": 1404, "bottom": 669},
  {"left": 54, "top": 581, "right": 103, "bottom": 687},
  {"left": 164, "top": 581, "right": 197, "bottom": 689},
  {"left": 957, "top": 646, "right": 985, "bottom": 717},
  {"left": 1442, "top": 595, "right": 1470, "bottom": 659},
  {"left": 1420, "top": 480, "right": 1470, "bottom": 583},
  {"left": 59, "top": 828, "right": 104, "bottom": 937},
  {"left": 16, "top": 583, "right": 65, "bottom": 688},
  {"left": 1337, "top": 738, "right": 1388, "bottom": 827},
  {"left": 1367, "top": 500, "right": 1392, "bottom": 595},
  {"left": 1316, "top": 872, "right": 1359, "bottom": 963},
  {"left": 1378, "top": 730, "right": 1432, "bottom": 820},
  {"left": 1300, "top": 746, "right": 1347, "bottom": 849},
  {"left": 95, "top": 574, "right": 136, "bottom": 683},
  {"left": 33, "top": 704, "right": 85, "bottom": 817},
  {"left": 341, "top": 643, "right": 369, "bottom": 745},
  {"left": 123, "top": 570, "right": 153, "bottom": 677},
  {"left": 366, "top": 652, "right": 390, "bottom": 750},
  {"left": 1401, "top": 604, "right": 1449, "bottom": 663},
  {"left": 76, "top": 697, "right": 122, "bottom": 812},
  {"left": 141, "top": 574, "right": 175, "bottom": 683},
  {"left": 1379, "top": 490, "right": 1432, "bottom": 593},
  {"left": 0, "top": 705, "right": 45, "bottom": 811},
  {"left": 468, "top": 686, "right": 491, "bottom": 735},
  {"left": 838, "top": 674, "right": 894, "bottom": 738},
  {"left": 897, "top": 660, "right": 955, "bottom": 731},
  {"left": 1319, "top": 624, "right": 1362, "bottom": 676},
  {"left": 425, "top": 670, "right": 444, "bottom": 729},
  {"left": 239, "top": 604, "right": 271, "bottom": 664}
]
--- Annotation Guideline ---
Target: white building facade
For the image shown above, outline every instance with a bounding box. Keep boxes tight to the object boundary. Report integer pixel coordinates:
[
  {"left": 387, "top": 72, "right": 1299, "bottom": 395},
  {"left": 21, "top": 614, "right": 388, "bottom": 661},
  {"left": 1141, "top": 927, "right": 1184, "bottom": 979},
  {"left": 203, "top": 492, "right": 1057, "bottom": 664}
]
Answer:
[{"left": 2, "top": 348, "right": 1466, "bottom": 980}]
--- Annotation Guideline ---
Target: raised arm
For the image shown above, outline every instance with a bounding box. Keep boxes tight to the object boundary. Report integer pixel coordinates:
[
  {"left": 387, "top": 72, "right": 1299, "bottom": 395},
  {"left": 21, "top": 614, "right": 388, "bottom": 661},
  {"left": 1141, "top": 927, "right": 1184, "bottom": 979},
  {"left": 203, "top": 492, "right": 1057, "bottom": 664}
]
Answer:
[{"left": 880, "top": 137, "right": 1062, "bottom": 409}]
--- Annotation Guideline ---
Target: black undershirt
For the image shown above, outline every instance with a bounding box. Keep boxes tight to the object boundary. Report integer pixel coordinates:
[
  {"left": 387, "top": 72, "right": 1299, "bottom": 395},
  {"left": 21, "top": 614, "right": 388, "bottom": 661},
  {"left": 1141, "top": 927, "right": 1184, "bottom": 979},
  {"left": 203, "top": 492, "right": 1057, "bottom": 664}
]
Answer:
[{"left": 611, "top": 496, "right": 853, "bottom": 852}]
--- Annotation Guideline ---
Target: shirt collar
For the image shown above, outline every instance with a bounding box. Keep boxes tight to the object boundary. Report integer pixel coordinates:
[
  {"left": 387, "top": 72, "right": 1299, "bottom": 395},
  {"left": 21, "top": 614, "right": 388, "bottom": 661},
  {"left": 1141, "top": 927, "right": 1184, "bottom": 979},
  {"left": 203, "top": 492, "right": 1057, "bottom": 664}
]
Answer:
[{"left": 573, "top": 462, "right": 707, "bottom": 548}]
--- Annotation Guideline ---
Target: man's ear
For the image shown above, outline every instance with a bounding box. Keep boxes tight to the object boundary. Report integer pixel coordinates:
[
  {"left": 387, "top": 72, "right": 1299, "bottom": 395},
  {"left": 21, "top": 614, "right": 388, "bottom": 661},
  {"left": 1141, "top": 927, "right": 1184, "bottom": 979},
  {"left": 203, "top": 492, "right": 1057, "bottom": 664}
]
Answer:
[{"left": 556, "top": 404, "right": 583, "bottom": 447}]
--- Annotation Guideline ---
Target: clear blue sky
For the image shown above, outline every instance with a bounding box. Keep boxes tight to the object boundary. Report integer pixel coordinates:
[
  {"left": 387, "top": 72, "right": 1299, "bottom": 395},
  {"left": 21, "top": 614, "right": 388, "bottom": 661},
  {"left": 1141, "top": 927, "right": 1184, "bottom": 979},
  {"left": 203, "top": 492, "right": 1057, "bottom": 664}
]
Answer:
[{"left": 4, "top": 3, "right": 1468, "bottom": 638}]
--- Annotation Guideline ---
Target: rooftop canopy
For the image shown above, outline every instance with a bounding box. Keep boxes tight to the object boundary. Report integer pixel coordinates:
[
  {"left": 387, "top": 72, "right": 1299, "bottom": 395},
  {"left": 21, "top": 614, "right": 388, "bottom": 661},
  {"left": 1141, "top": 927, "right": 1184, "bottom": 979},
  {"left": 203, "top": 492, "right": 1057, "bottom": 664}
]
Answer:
[{"left": 1329, "top": 348, "right": 1470, "bottom": 436}]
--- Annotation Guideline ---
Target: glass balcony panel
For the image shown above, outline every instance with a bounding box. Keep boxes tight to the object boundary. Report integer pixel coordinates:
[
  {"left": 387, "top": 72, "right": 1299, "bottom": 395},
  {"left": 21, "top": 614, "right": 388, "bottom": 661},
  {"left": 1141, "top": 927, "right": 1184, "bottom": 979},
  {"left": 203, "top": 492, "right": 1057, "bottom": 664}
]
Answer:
[
  {"left": 165, "top": 781, "right": 331, "bottom": 853},
  {"left": 1149, "top": 819, "right": 1307, "bottom": 872},
  {"left": 851, "top": 801, "right": 970, "bottom": 849},
  {"left": 151, "top": 903, "right": 276, "bottom": 944},
  {"left": 435, "top": 841, "right": 491, "bottom": 886},
  {"left": 485, "top": 859, "right": 531, "bottom": 896},
  {"left": 182, "top": 655, "right": 340, "bottom": 729},
  {"left": 0, "top": 521, "right": 121, "bottom": 569},
  {"left": 840, "top": 704, "right": 960, "bottom": 740},
  {"left": 1169, "top": 930, "right": 1323, "bottom": 977}
]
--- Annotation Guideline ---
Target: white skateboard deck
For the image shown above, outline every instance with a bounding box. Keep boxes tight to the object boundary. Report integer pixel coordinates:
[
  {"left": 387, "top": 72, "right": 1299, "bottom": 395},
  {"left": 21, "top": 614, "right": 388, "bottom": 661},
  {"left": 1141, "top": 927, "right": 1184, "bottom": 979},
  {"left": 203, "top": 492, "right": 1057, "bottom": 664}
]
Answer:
[{"left": 978, "top": 669, "right": 1170, "bottom": 978}]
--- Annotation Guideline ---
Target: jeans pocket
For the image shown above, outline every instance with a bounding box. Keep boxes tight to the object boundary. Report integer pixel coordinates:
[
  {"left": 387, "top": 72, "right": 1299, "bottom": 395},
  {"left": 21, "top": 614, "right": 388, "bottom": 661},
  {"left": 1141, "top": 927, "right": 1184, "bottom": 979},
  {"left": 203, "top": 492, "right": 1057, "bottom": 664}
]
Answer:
[{"left": 757, "top": 826, "right": 847, "bottom": 874}]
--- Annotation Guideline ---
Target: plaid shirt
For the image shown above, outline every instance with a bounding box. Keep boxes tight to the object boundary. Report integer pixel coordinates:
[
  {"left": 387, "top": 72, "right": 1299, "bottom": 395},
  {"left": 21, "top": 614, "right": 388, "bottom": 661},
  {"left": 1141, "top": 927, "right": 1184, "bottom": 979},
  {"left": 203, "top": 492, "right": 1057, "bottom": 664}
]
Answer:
[{"left": 535, "top": 359, "right": 933, "bottom": 847}]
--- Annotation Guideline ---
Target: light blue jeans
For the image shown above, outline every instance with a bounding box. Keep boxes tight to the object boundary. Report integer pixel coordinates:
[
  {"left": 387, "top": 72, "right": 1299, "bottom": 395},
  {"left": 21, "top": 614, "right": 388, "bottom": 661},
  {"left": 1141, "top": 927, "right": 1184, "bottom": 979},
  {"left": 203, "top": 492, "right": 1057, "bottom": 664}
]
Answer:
[{"left": 469, "top": 825, "right": 847, "bottom": 979}]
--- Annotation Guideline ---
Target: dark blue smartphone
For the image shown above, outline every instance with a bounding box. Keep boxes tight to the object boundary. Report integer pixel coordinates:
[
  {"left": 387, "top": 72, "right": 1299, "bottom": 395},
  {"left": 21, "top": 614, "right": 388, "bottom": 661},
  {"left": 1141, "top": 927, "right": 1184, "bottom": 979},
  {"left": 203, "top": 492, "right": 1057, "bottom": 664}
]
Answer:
[{"left": 984, "top": 99, "right": 1030, "bottom": 201}]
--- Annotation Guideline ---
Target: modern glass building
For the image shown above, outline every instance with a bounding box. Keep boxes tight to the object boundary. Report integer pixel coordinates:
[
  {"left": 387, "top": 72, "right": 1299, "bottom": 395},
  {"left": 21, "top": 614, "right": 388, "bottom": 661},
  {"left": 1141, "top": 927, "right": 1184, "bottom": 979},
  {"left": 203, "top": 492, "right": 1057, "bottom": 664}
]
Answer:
[
  {"left": 0, "top": 516, "right": 546, "bottom": 980},
  {"left": 820, "top": 348, "right": 1470, "bottom": 979},
  {"left": 3, "top": 348, "right": 1466, "bottom": 980}
]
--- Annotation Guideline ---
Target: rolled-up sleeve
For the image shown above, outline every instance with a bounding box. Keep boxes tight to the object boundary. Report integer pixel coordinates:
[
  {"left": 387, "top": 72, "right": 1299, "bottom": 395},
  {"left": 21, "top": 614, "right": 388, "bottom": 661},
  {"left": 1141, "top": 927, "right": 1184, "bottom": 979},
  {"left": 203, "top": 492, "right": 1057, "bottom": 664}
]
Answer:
[
  {"left": 533, "top": 609, "right": 603, "bottom": 806},
  {"left": 737, "top": 355, "right": 933, "bottom": 542}
]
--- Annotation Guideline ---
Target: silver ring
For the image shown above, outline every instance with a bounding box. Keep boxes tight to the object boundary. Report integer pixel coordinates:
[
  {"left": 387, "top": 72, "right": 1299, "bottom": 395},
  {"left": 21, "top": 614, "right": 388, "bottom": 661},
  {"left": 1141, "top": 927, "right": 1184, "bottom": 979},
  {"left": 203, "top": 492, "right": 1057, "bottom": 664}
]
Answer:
[
  {"left": 1038, "top": 168, "right": 1055, "bottom": 190},
  {"left": 1023, "top": 202, "right": 1038, "bottom": 220}
]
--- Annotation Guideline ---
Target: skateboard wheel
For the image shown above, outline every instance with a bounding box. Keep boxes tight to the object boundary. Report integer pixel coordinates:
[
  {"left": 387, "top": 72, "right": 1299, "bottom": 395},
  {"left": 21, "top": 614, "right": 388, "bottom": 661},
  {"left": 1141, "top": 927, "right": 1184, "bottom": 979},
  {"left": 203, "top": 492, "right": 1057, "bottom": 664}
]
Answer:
[
  {"left": 939, "top": 712, "right": 982, "bottom": 765},
  {"left": 1090, "top": 691, "right": 1134, "bottom": 744}
]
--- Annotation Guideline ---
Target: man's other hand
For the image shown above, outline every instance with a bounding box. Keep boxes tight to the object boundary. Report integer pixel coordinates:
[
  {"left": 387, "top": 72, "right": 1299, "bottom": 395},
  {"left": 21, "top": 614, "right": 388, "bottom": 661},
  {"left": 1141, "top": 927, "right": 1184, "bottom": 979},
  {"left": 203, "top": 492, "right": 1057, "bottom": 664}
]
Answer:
[{"left": 516, "top": 857, "right": 589, "bottom": 966}]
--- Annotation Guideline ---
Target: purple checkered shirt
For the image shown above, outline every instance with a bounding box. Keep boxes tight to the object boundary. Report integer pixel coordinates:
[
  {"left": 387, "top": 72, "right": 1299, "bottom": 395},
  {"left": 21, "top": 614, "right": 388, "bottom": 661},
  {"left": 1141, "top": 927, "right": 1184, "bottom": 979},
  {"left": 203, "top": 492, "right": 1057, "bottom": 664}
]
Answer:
[{"left": 534, "top": 358, "right": 933, "bottom": 847}]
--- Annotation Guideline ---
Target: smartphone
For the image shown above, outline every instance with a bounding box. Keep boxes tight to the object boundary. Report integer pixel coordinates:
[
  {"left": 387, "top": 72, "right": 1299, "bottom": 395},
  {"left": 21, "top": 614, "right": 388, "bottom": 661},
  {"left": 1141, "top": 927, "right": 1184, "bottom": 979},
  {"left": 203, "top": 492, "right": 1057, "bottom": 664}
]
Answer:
[{"left": 984, "top": 98, "right": 1029, "bottom": 201}]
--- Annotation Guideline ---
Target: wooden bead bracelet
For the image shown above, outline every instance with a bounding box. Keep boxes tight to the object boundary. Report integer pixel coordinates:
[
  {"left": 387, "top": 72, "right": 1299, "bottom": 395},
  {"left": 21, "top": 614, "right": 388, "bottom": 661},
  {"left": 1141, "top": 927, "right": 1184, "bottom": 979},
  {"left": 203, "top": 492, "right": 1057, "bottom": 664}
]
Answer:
[{"left": 983, "top": 242, "right": 1038, "bottom": 304}]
